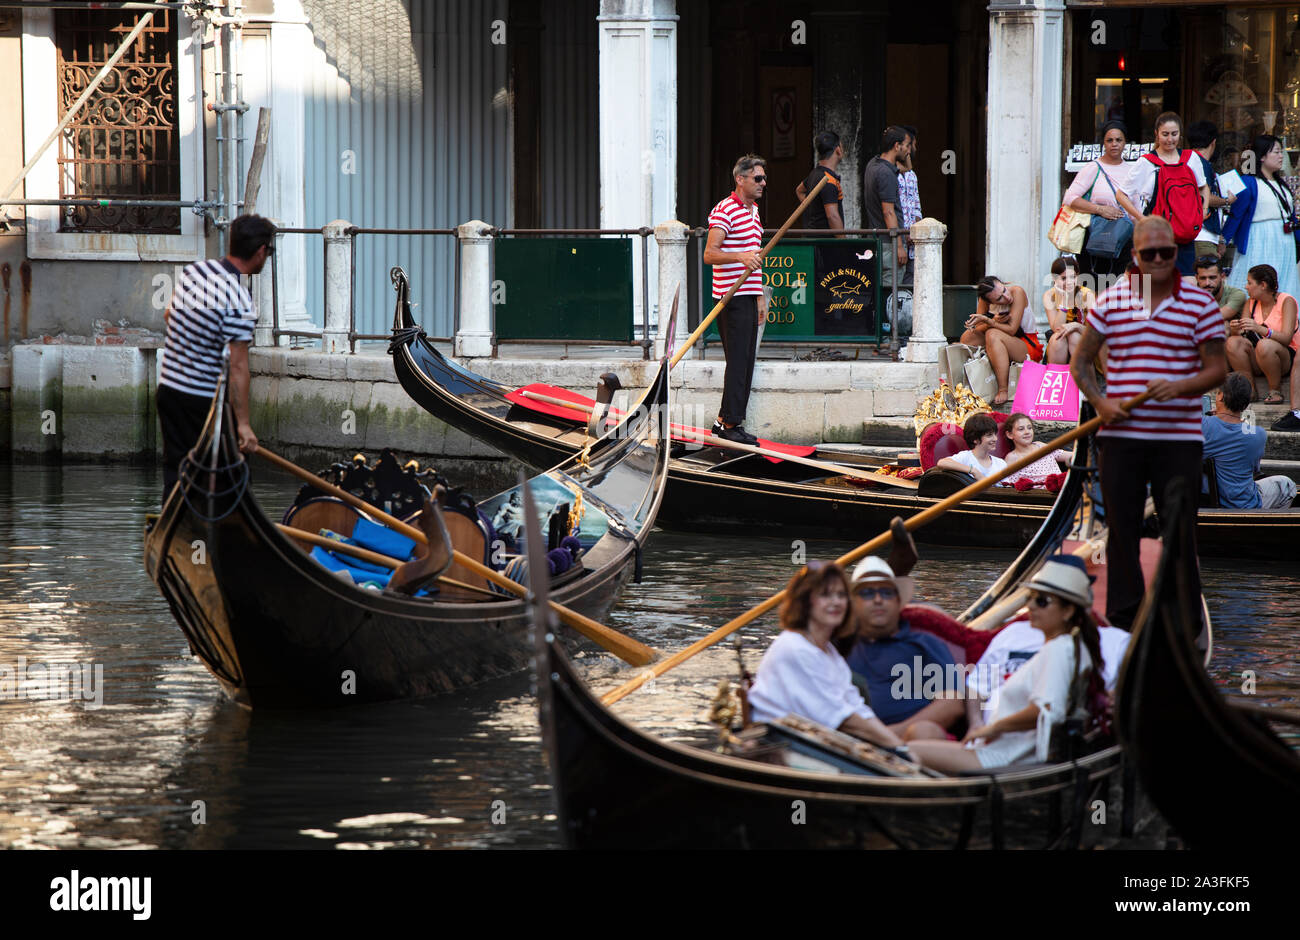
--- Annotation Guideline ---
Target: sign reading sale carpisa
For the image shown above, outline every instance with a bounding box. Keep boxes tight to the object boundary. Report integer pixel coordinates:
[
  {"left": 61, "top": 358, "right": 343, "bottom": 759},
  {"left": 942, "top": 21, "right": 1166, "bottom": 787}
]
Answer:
[{"left": 1010, "top": 362, "right": 1081, "bottom": 422}]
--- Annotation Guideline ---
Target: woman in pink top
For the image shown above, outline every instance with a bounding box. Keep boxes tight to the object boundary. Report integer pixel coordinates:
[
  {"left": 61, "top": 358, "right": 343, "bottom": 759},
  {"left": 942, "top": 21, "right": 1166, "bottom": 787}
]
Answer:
[
  {"left": 1062, "top": 121, "right": 1144, "bottom": 278},
  {"left": 1227, "top": 263, "right": 1297, "bottom": 404}
]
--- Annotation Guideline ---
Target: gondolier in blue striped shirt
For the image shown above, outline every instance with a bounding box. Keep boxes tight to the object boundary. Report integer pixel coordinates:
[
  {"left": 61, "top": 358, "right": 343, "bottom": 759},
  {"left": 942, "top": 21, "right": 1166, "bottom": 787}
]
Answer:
[{"left": 157, "top": 214, "right": 274, "bottom": 501}]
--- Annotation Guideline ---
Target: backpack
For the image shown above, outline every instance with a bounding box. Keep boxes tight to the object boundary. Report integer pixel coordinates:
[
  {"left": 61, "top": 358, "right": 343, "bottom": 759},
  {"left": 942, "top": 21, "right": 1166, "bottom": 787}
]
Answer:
[{"left": 1145, "top": 150, "right": 1202, "bottom": 243}]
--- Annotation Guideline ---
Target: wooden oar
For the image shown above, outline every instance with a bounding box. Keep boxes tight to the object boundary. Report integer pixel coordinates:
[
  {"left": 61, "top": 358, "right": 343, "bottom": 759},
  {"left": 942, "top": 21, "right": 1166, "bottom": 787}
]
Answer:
[
  {"left": 600, "top": 390, "right": 1155, "bottom": 705},
  {"left": 275, "top": 524, "right": 500, "bottom": 598},
  {"left": 254, "top": 446, "right": 657, "bottom": 667},
  {"left": 515, "top": 387, "right": 916, "bottom": 488},
  {"left": 670, "top": 175, "right": 828, "bottom": 368}
]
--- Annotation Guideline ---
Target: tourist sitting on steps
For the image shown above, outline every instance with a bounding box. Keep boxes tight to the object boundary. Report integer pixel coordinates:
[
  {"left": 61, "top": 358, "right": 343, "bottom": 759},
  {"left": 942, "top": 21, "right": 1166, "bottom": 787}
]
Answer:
[
  {"left": 934, "top": 413, "right": 1008, "bottom": 481},
  {"left": 747, "top": 562, "right": 905, "bottom": 751},
  {"left": 960, "top": 276, "right": 1043, "bottom": 406},
  {"left": 1202, "top": 373, "right": 1298, "bottom": 509},
  {"left": 906, "top": 555, "right": 1105, "bottom": 774}
]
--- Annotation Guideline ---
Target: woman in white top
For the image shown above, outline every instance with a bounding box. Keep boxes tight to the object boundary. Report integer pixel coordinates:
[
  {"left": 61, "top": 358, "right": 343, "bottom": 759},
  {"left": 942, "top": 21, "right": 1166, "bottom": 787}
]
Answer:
[
  {"left": 935, "top": 413, "right": 1008, "bottom": 481},
  {"left": 959, "top": 277, "right": 1042, "bottom": 406},
  {"left": 747, "top": 561, "right": 904, "bottom": 749},
  {"left": 1128, "top": 111, "right": 1211, "bottom": 276},
  {"left": 907, "top": 555, "right": 1105, "bottom": 773},
  {"left": 1223, "top": 134, "right": 1300, "bottom": 300}
]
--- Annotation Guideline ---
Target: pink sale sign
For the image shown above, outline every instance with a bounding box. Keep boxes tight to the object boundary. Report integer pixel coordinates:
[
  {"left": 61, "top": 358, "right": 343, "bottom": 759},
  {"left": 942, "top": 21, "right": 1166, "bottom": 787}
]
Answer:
[{"left": 1010, "top": 362, "right": 1080, "bottom": 422}]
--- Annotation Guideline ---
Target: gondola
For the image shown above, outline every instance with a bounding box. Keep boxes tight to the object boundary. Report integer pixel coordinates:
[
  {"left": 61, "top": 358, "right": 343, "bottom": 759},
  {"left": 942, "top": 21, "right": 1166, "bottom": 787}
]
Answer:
[
  {"left": 531, "top": 423, "right": 1209, "bottom": 849},
  {"left": 389, "top": 272, "right": 1299, "bottom": 556},
  {"left": 1115, "top": 480, "right": 1300, "bottom": 849},
  {"left": 143, "top": 338, "right": 673, "bottom": 710}
]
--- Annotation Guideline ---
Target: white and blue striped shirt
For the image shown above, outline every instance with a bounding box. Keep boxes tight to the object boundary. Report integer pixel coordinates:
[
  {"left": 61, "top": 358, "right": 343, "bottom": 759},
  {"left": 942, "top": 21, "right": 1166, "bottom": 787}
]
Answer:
[{"left": 159, "top": 258, "right": 256, "bottom": 398}]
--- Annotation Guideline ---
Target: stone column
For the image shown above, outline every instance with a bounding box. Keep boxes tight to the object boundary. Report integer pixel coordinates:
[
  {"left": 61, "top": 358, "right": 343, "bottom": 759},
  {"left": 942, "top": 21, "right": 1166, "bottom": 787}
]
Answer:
[
  {"left": 598, "top": 0, "right": 678, "bottom": 333},
  {"left": 986, "top": 0, "right": 1066, "bottom": 294},
  {"left": 455, "top": 220, "right": 494, "bottom": 359},
  {"left": 812, "top": 9, "right": 878, "bottom": 229},
  {"left": 653, "top": 220, "right": 689, "bottom": 358},
  {"left": 905, "top": 218, "right": 947, "bottom": 364},
  {"left": 322, "top": 220, "right": 352, "bottom": 354}
]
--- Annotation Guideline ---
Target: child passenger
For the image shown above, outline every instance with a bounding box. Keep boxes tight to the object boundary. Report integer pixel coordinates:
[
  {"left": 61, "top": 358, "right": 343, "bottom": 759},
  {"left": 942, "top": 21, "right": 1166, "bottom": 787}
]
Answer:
[{"left": 934, "top": 413, "right": 1007, "bottom": 481}]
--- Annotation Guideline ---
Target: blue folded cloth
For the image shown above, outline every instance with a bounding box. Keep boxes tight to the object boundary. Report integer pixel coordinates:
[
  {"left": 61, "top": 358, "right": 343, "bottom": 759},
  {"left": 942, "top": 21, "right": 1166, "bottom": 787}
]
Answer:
[{"left": 349, "top": 517, "right": 417, "bottom": 560}]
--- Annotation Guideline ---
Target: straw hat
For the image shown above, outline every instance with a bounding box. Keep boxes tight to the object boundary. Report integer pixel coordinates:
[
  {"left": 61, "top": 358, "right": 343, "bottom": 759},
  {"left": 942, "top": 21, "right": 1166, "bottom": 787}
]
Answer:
[
  {"left": 1023, "top": 555, "right": 1095, "bottom": 610},
  {"left": 850, "top": 556, "right": 915, "bottom": 607}
]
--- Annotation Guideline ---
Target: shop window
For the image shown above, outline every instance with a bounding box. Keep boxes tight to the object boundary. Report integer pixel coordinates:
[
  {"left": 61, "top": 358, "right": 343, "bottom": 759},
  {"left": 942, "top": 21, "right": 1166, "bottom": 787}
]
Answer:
[{"left": 53, "top": 9, "right": 180, "bottom": 233}]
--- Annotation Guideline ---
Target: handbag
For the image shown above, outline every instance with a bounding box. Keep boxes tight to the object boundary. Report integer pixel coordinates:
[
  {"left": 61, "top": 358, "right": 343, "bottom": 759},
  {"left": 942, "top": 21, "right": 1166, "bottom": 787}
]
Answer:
[
  {"left": 940, "top": 343, "right": 977, "bottom": 387},
  {"left": 1049, "top": 163, "right": 1104, "bottom": 253},
  {"left": 963, "top": 350, "right": 998, "bottom": 403},
  {"left": 1085, "top": 163, "right": 1134, "bottom": 259}
]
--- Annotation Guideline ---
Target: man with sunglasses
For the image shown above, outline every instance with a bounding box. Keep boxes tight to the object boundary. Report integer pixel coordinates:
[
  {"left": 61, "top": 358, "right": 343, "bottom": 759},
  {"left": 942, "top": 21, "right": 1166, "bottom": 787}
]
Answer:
[
  {"left": 703, "top": 155, "right": 769, "bottom": 445},
  {"left": 841, "top": 552, "right": 964, "bottom": 741},
  {"left": 1070, "top": 215, "right": 1227, "bottom": 629},
  {"left": 157, "top": 213, "right": 274, "bottom": 502}
]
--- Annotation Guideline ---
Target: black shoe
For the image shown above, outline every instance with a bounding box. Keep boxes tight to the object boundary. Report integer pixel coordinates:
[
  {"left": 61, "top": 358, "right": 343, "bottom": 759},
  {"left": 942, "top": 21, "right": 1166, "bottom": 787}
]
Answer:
[
  {"left": 711, "top": 422, "right": 758, "bottom": 446},
  {"left": 1270, "top": 411, "right": 1300, "bottom": 432}
]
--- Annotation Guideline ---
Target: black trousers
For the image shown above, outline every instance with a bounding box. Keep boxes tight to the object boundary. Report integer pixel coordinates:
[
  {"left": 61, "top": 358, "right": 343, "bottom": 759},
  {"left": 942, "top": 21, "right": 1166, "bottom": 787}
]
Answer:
[
  {"left": 157, "top": 385, "right": 214, "bottom": 502},
  {"left": 715, "top": 294, "right": 759, "bottom": 426},
  {"left": 1098, "top": 437, "right": 1203, "bottom": 630}
]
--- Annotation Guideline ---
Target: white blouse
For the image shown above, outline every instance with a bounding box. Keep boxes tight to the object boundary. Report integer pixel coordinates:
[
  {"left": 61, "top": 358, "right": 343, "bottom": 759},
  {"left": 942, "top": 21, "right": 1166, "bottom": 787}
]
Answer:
[{"left": 748, "top": 629, "right": 876, "bottom": 729}]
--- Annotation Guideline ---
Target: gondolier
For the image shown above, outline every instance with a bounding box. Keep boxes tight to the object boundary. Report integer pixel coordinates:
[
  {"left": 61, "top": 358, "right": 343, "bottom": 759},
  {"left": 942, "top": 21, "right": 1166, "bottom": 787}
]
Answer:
[
  {"left": 1070, "top": 215, "right": 1227, "bottom": 630},
  {"left": 157, "top": 214, "right": 274, "bottom": 501},
  {"left": 703, "top": 154, "right": 769, "bottom": 445}
]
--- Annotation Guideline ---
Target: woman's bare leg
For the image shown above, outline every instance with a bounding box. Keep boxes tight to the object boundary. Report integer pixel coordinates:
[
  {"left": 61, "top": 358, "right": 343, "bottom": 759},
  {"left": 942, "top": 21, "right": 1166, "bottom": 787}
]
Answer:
[
  {"left": 1046, "top": 334, "right": 1069, "bottom": 365},
  {"left": 1225, "top": 336, "right": 1256, "bottom": 391},
  {"left": 1255, "top": 340, "right": 1286, "bottom": 395},
  {"left": 907, "top": 739, "right": 986, "bottom": 774},
  {"left": 986, "top": 331, "right": 1029, "bottom": 404}
]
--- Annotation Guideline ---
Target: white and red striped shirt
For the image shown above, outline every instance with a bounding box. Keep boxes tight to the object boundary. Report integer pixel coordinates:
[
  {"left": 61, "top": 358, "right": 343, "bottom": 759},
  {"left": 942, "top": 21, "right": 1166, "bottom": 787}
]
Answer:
[
  {"left": 1090, "top": 275, "right": 1225, "bottom": 441},
  {"left": 707, "top": 192, "right": 763, "bottom": 298}
]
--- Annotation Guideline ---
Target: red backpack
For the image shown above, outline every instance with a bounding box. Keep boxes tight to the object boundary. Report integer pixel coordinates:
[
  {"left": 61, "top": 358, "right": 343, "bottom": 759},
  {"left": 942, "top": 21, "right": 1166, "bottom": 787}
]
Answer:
[{"left": 1144, "top": 150, "right": 1202, "bottom": 243}]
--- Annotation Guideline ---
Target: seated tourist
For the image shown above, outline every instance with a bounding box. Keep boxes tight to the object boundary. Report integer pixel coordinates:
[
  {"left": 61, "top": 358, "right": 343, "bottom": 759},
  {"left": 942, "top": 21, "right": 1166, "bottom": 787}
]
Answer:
[
  {"left": 1194, "top": 256, "right": 1247, "bottom": 323},
  {"left": 966, "top": 612, "right": 1131, "bottom": 730},
  {"left": 1001, "top": 413, "right": 1072, "bottom": 487},
  {"left": 1203, "top": 373, "right": 1298, "bottom": 509},
  {"left": 1227, "top": 264, "right": 1297, "bottom": 405},
  {"left": 748, "top": 561, "right": 904, "bottom": 749},
  {"left": 906, "top": 555, "right": 1105, "bottom": 774},
  {"left": 837, "top": 556, "right": 964, "bottom": 741},
  {"left": 934, "top": 413, "right": 1007, "bottom": 480},
  {"left": 1042, "top": 256, "right": 1095, "bottom": 366},
  {"left": 959, "top": 276, "right": 1043, "bottom": 405}
]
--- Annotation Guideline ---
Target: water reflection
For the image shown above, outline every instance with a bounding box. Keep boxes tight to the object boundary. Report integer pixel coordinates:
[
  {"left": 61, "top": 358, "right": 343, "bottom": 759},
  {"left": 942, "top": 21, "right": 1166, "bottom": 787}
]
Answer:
[{"left": 0, "top": 464, "right": 1296, "bottom": 849}]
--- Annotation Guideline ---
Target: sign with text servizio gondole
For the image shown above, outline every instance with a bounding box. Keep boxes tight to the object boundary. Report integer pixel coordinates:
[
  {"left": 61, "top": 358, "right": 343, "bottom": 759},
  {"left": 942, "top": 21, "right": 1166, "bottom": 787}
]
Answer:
[{"left": 703, "top": 238, "right": 881, "bottom": 344}]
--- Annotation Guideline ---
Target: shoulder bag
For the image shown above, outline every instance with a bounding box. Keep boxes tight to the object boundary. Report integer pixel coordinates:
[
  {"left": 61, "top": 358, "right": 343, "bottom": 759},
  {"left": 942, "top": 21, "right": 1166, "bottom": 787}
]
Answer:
[
  {"left": 1048, "top": 164, "right": 1100, "bottom": 253},
  {"left": 1085, "top": 163, "right": 1135, "bottom": 259}
]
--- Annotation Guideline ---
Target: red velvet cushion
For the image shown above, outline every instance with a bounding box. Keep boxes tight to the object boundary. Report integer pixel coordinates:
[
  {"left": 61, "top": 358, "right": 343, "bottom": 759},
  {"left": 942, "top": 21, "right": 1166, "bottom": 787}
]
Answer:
[
  {"left": 902, "top": 604, "right": 1000, "bottom": 663},
  {"left": 919, "top": 411, "right": 1009, "bottom": 470}
]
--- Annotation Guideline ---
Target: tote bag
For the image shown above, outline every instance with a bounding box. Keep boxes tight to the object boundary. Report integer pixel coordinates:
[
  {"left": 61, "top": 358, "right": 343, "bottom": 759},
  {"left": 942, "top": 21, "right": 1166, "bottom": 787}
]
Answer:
[{"left": 1049, "top": 164, "right": 1101, "bottom": 253}]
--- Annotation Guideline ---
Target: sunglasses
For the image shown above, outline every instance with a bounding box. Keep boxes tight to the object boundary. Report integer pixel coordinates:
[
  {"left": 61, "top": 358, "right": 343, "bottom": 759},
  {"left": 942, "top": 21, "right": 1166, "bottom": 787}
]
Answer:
[
  {"left": 856, "top": 585, "right": 899, "bottom": 601},
  {"left": 751, "top": 175, "right": 767, "bottom": 183},
  {"left": 1136, "top": 246, "right": 1177, "bottom": 261},
  {"left": 1028, "top": 592, "right": 1059, "bottom": 608}
]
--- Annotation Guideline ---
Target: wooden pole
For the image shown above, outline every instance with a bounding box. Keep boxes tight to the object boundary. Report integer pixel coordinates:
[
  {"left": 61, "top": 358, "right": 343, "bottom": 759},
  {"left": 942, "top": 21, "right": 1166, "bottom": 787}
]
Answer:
[
  {"left": 254, "top": 446, "right": 657, "bottom": 666},
  {"left": 670, "top": 175, "right": 828, "bottom": 368},
  {"left": 600, "top": 391, "right": 1154, "bottom": 705},
  {"left": 242, "top": 108, "right": 272, "bottom": 215}
]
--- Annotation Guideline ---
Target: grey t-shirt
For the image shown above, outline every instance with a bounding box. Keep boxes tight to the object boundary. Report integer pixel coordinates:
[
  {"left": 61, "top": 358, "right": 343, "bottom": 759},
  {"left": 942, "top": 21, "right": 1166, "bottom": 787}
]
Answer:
[{"left": 863, "top": 156, "right": 900, "bottom": 230}]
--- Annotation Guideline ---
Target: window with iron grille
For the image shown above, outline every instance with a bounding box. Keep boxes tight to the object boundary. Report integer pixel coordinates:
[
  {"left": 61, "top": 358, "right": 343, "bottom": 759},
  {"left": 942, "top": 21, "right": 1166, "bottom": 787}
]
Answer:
[{"left": 55, "top": 9, "right": 180, "bottom": 233}]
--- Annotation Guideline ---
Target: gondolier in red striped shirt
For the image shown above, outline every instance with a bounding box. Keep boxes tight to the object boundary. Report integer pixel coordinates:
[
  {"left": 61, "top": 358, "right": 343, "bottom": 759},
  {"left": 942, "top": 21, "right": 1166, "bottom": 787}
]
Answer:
[
  {"left": 1070, "top": 216, "right": 1227, "bottom": 630},
  {"left": 702, "top": 154, "right": 769, "bottom": 445}
]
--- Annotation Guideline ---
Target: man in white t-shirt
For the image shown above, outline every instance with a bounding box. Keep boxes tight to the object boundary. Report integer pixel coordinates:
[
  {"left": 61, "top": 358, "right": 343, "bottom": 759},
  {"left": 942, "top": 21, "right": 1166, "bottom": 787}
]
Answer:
[{"left": 967, "top": 619, "right": 1131, "bottom": 727}]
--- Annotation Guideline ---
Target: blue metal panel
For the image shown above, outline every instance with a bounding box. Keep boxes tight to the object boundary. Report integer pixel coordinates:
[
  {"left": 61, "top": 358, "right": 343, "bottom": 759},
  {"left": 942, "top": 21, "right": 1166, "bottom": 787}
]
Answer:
[{"left": 301, "top": 0, "right": 511, "bottom": 341}]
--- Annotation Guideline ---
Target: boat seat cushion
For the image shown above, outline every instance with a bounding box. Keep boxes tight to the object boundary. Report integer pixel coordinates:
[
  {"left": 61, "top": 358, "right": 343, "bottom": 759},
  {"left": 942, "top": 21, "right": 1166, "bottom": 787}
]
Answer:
[
  {"left": 902, "top": 604, "right": 996, "bottom": 664},
  {"left": 919, "top": 413, "right": 1010, "bottom": 471},
  {"left": 349, "top": 516, "right": 417, "bottom": 560}
]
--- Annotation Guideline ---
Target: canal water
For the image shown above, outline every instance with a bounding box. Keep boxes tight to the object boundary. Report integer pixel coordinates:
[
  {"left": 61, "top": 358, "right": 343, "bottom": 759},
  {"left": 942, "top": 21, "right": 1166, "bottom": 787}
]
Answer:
[{"left": 0, "top": 463, "right": 1296, "bottom": 850}]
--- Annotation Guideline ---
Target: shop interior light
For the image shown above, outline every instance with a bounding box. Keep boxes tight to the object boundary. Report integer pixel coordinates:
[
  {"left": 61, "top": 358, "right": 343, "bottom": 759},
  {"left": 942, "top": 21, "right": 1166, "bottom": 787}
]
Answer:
[{"left": 1118, "top": 55, "right": 1126, "bottom": 72}]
